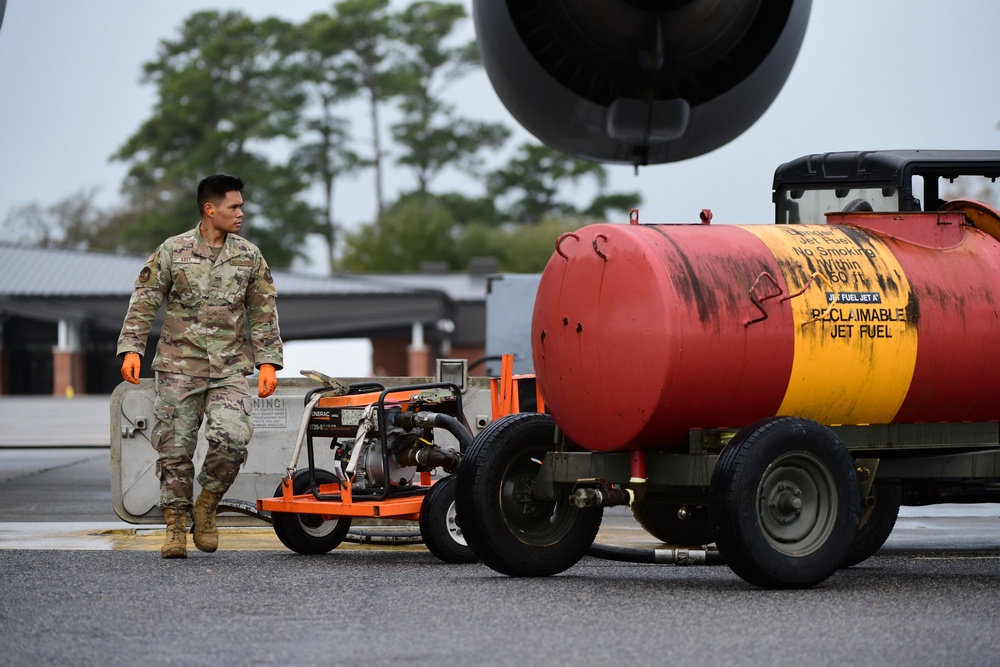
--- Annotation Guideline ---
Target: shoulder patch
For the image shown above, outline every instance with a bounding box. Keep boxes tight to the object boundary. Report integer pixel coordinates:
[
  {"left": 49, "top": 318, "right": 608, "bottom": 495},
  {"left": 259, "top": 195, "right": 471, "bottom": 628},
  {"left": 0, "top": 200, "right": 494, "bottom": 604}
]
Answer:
[
  {"left": 264, "top": 268, "right": 273, "bottom": 283},
  {"left": 138, "top": 266, "right": 151, "bottom": 283}
]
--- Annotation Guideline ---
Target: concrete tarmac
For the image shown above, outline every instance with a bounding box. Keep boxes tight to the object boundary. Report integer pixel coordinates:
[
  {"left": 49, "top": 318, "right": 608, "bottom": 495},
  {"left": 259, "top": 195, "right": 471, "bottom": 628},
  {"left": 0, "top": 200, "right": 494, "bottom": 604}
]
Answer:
[{"left": 0, "top": 395, "right": 110, "bottom": 448}]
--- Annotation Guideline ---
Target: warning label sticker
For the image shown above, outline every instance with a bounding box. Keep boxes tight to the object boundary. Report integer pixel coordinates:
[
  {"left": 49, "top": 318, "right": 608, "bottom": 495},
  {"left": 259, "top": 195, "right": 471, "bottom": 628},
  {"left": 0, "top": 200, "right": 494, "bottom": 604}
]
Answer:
[
  {"left": 826, "top": 291, "right": 882, "bottom": 304},
  {"left": 251, "top": 397, "right": 287, "bottom": 429}
]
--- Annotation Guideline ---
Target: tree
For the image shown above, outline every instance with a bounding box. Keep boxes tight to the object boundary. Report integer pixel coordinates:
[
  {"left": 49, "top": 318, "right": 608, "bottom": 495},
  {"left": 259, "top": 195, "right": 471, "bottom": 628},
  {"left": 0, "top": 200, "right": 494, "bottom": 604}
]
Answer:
[
  {"left": 293, "top": 11, "right": 369, "bottom": 272},
  {"left": 1, "top": 188, "right": 104, "bottom": 249},
  {"left": 391, "top": 1, "right": 509, "bottom": 195},
  {"left": 340, "top": 193, "right": 458, "bottom": 272},
  {"left": 434, "top": 192, "right": 501, "bottom": 228},
  {"left": 341, "top": 137, "right": 646, "bottom": 273},
  {"left": 941, "top": 177, "right": 998, "bottom": 207},
  {"left": 487, "top": 142, "right": 642, "bottom": 224},
  {"left": 328, "top": 0, "right": 409, "bottom": 219},
  {"left": 112, "top": 11, "right": 319, "bottom": 267},
  {"left": 458, "top": 217, "right": 580, "bottom": 273}
]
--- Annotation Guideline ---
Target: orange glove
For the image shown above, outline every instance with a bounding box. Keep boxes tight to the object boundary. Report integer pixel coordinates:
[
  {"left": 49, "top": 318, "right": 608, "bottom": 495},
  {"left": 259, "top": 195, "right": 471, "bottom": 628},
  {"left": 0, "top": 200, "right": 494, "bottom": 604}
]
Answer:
[
  {"left": 258, "top": 364, "right": 277, "bottom": 398},
  {"left": 121, "top": 352, "right": 141, "bottom": 384}
]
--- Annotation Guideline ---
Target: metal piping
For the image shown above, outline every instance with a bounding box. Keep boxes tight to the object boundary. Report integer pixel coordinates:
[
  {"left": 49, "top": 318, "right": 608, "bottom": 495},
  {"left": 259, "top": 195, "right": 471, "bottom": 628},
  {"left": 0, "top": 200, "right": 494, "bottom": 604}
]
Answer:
[
  {"left": 284, "top": 393, "right": 324, "bottom": 479},
  {"left": 390, "top": 410, "right": 473, "bottom": 451}
]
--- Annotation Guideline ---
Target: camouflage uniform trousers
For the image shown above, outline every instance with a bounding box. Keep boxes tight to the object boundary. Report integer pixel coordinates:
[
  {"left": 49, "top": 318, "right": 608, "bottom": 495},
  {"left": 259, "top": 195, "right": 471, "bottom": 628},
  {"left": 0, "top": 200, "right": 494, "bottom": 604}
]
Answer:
[{"left": 151, "top": 371, "right": 254, "bottom": 509}]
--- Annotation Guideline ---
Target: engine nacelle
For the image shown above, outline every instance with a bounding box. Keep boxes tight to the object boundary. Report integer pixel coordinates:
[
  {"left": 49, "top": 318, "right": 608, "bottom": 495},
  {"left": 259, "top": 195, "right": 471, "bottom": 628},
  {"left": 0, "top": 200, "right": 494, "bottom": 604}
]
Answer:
[{"left": 473, "top": 0, "right": 811, "bottom": 166}]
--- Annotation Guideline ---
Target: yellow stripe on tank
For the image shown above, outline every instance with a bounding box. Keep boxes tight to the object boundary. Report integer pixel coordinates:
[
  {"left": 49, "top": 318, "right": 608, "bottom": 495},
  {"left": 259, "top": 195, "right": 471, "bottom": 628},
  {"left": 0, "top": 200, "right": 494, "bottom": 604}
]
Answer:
[{"left": 743, "top": 225, "right": 917, "bottom": 425}]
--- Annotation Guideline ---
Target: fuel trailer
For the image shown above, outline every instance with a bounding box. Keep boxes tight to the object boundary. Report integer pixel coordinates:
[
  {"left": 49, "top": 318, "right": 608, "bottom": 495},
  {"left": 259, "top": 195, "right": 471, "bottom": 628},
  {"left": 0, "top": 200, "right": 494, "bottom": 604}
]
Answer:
[{"left": 456, "top": 150, "right": 1000, "bottom": 589}]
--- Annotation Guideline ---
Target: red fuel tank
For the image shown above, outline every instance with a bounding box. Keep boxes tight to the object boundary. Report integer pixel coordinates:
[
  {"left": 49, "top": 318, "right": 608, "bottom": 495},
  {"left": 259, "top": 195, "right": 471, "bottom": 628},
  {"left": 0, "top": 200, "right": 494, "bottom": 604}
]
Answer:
[{"left": 531, "top": 204, "right": 1000, "bottom": 452}]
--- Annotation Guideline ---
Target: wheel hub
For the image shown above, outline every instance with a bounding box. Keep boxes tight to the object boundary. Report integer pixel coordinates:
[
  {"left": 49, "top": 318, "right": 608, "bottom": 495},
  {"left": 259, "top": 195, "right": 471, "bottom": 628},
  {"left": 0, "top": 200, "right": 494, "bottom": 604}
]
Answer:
[
  {"left": 757, "top": 452, "right": 838, "bottom": 557},
  {"left": 298, "top": 514, "right": 338, "bottom": 537},
  {"left": 511, "top": 477, "right": 549, "bottom": 518},
  {"left": 498, "top": 448, "right": 578, "bottom": 546},
  {"left": 768, "top": 483, "right": 804, "bottom": 523},
  {"left": 445, "top": 500, "right": 468, "bottom": 546}
]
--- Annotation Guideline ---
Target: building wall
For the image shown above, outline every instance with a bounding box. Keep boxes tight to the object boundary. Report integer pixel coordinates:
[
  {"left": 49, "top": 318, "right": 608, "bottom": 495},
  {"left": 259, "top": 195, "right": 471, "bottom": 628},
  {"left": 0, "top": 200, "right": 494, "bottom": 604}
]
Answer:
[
  {"left": 371, "top": 338, "right": 409, "bottom": 377},
  {"left": 370, "top": 338, "right": 485, "bottom": 378}
]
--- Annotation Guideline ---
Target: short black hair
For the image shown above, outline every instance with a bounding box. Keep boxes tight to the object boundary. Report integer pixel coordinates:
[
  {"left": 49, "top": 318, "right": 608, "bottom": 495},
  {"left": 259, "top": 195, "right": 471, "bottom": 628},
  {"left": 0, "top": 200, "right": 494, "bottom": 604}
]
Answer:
[{"left": 197, "top": 174, "right": 245, "bottom": 215}]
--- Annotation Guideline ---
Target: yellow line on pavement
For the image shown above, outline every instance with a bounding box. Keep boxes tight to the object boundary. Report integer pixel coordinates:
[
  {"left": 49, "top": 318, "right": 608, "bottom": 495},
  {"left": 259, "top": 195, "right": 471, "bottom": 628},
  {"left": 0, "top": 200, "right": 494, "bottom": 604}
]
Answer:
[{"left": 99, "top": 527, "right": 429, "bottom": 552}]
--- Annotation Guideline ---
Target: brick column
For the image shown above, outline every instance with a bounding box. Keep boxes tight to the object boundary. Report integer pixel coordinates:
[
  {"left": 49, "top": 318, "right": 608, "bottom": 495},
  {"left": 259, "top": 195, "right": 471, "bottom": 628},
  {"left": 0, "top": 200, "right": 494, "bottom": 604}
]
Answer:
[
  {"left": 407, "top": 321, "right": 430, "bottom": 377},
  {"left": 53, "top": 350, "right": 85, "bottom": 397},
  {"left": 53, "top": 320, "right": 85, "bottom": 397},
  {"left": 407, "top": 346, "right": 430, "bottom": 377}
]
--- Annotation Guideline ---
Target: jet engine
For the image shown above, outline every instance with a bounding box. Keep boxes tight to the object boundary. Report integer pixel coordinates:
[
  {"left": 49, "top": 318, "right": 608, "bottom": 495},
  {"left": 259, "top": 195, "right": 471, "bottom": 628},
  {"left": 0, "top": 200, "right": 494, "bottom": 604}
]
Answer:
[{"left": 472, "top": 0, "right": 812, "bottom": 166}]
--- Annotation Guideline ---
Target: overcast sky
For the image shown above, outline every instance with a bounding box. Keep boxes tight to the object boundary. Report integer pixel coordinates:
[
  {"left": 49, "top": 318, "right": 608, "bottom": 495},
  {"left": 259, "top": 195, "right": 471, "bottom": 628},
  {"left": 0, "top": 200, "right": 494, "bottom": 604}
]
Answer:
[{"left": 1, "top": 1, "right": 998, "bottom": 274}]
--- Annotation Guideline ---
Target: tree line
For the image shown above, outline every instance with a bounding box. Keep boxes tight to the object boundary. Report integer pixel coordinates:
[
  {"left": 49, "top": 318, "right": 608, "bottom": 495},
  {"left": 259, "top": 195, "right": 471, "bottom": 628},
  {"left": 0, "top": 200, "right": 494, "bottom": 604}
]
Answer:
[{"left": 4, "top": 0, "right": 641, "bottom": 273}]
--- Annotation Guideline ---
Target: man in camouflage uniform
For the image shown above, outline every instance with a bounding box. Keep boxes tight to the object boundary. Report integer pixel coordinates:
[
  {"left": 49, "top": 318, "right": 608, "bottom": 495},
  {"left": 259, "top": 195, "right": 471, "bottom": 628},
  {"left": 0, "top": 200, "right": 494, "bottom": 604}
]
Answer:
[{"left": 117, "top": 174, "right": 283, "bottom": 559}]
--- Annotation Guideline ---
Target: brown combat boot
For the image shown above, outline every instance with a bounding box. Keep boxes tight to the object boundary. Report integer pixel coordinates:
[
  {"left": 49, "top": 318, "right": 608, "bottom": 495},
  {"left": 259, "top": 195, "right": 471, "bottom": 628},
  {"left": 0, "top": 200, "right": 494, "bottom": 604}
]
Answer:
[
  {"left": 161, "top": 508, "right": 188, "bottom": 559},
  {"left": 191, "top": 488, "right": 223, "bottom": 553}
]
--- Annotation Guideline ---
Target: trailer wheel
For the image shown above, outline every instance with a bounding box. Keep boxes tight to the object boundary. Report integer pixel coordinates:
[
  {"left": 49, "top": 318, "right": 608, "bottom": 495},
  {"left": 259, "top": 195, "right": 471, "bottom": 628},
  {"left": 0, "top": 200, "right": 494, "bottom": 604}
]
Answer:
[
  {"left": 455, "top": 413, "right": 602, "bottom": 576},
  {"left": 710, "top": 417, "right": 860, "bottom": 589},
  {"left": 840, "top": 483, "right": 901, "bottom": 568},
  {"left": 631, "top": 501, "right": 714, "bottom": 546},
  {"left": 419, "top": 475, "right": 477, "bottom": 563},
  {"left": 271, "top": 469, "right": 352, "bottom": 555}
]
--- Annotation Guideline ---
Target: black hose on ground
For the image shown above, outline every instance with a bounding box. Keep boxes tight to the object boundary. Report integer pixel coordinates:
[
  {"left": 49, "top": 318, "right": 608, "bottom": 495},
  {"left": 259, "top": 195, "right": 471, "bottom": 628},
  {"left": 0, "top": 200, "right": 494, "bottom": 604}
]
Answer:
[
  {"left": 344, "top": 528, "right": 424, "bottom": 545},
  {"left": 219, "top": 499, "right": 271, "bottom": 521},
  {"left": 587, "top": 542, "right": 725, "bottom": 565},
  {"left": 218, "top": 500, "right": 725, "bottom": 560}
]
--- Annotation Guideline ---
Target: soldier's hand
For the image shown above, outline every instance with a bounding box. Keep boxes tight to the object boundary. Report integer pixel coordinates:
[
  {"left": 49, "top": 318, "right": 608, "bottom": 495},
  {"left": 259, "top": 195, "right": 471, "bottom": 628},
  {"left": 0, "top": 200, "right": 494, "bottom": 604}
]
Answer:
[
  {"left": 121, "top": 353, "right": 141, "bottom": 384},
  {"left": 258, "top": 364, "right": 277, "bottom": 398}
]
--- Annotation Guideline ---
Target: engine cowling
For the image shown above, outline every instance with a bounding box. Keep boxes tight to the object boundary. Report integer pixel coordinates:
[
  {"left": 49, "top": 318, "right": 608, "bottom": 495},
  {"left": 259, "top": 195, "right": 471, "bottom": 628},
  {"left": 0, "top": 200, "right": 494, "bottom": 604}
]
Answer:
[{"left": 473, "top": 0, "right": 811, "bottom": 166}]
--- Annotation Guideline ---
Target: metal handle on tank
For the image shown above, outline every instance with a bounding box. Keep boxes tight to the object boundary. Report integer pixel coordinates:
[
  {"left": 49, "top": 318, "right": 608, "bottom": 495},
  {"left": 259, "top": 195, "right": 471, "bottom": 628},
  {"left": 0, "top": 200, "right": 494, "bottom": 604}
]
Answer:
[
  {"left": 592, "top": 233, "right": 609, "bottom": 261},
  {"left": 745, "top": 271, "right": 783, "bottom": 327},
  {"left": 555, "top": 232, "right": 579, "bottom": 259},
  {"left": 781, "top": 272, "right": 836, "bottom": 325}
]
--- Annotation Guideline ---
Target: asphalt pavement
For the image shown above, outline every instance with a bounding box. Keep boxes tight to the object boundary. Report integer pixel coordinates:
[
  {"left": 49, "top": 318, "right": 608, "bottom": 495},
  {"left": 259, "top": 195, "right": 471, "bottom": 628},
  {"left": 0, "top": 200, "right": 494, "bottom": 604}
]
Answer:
[{"left": 2, "top": 395, "right": 1000, "bottom": 666}]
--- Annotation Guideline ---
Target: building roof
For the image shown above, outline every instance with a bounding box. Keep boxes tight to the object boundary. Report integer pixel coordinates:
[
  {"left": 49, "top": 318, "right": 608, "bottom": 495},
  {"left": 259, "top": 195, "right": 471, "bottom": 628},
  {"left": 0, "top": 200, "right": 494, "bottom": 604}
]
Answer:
[
  {"left": 0, "top": 242, "right": 430, "bottom": 298},
  {"left": 358, "top": 272, "right": 491, "bottom": 303},
  {"left": 0, "top": 243, "right": 488, "bottom": 342}
]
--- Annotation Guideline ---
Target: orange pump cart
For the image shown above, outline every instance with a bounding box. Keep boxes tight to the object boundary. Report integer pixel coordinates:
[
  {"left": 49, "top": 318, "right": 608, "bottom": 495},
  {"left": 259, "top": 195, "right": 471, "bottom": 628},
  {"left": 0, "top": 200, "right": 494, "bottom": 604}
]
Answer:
[{"left": 257, "top": 378, "right": 475, "bottom": 563}]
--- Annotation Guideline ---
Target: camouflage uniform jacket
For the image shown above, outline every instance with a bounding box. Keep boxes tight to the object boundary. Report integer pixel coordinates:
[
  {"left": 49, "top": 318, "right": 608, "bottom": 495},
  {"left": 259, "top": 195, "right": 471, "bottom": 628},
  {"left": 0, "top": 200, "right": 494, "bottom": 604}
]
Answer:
[{"left": 117, "top": 226, "right": 283, "bottom": 378}]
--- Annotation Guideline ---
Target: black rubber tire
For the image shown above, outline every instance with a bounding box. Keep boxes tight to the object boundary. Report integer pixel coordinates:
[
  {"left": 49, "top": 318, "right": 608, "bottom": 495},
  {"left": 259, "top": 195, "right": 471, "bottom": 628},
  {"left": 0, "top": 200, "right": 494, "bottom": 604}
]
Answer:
[
  {"left": 840, "top": 483, "right": 902, "bottom": 568},
  {"left": 419, "top": 475, "right": 478, "bottom": 563},
  {"left": 455, "top": 413, "right": 603, "bottom": 577},
  {"left": 271, "top": 468, "right": 352, "bottom": 555},
  {"left": 631, "top": 501, "right": 714, "bottom": 546},
  {"left": 843, "top": 198, "right": 874, "bottom": 212},
  {"left": 710, "top": 417, "right": 860, "bottom": 589}
]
